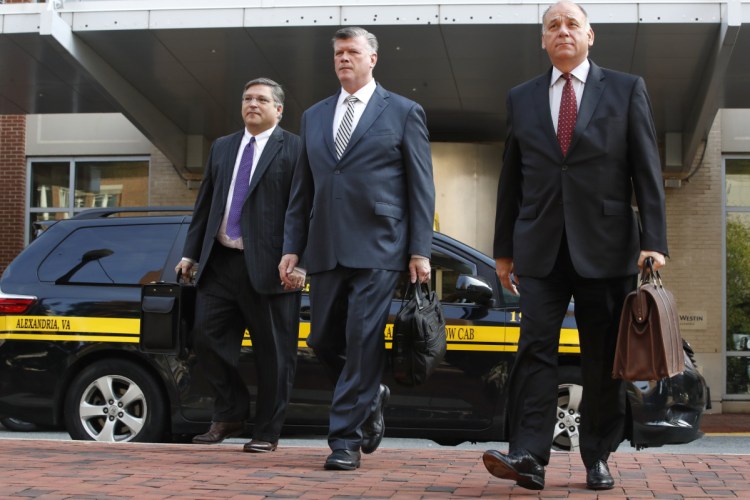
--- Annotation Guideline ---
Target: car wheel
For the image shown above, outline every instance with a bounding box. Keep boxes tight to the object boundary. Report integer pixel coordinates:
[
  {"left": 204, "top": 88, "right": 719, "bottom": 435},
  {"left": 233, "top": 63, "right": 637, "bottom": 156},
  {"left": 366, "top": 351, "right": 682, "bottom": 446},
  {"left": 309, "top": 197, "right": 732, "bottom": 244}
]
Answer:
[
  {"left": 0, "top": 416, "right": 39, "bottom": 432},
  {"left": 553, "top": 365, "right": 583, "bottom": 452},
  {"left": 64, "top": 359, "right": 167, "bottom": 443}
]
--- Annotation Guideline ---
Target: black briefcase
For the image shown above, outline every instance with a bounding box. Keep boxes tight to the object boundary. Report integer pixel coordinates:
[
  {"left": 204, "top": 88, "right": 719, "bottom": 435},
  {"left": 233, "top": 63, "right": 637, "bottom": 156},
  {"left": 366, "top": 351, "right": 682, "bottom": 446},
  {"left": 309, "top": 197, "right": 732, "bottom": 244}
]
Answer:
[{"left": 139, "top": 271, "right": 196, "bottom": 355}]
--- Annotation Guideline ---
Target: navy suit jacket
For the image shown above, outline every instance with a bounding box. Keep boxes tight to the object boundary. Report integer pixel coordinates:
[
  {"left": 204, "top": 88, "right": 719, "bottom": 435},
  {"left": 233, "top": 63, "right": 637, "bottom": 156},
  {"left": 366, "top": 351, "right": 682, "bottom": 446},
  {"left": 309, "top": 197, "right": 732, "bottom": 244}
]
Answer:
[
  {"left": 183, "top": 125, "right": 301, "bottom": 293},
  {"left": 494, "top": 60, "right": 668, "bottom": 279},
  {"left": 284, "top": 83, "right": 435, "bottom": 273}
]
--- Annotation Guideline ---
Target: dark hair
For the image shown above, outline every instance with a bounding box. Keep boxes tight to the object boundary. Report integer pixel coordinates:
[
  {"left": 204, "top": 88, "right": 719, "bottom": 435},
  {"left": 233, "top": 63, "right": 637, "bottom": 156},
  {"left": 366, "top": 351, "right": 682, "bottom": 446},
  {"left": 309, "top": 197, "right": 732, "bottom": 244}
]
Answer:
[
  {"left": 242, "top": 77, "right": 285, "bottom": 106},
  {"left": 331, "top": 26, "right": 378, "bottom": 53}
]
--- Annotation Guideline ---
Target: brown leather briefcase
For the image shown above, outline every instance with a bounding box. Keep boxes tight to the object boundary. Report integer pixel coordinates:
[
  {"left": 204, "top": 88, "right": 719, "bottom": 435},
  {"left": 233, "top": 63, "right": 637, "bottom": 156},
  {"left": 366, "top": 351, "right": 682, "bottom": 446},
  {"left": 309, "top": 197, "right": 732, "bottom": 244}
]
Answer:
[{"left": 612, "top": 259, "right": 684, "bottom": 381}]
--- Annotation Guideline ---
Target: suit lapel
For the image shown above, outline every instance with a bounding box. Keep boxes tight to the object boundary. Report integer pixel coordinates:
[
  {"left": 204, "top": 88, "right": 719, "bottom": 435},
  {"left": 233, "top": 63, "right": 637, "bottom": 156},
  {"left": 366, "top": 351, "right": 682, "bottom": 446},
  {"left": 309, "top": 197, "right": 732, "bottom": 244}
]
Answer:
[
  {"left": 247, "top": 126, "right": 283, "bottom": 197},
  {"left": 338, "top": 84, "right": 389, "bottom": 161},
  {"left": 533, "top": 69, "right": 558, "bottom": 155},
  {"left": 322, "top": 94, "right": 339, "bottom": 160},
  {"left": 568, "top": 60, "right": 606, "bottom": 155}
]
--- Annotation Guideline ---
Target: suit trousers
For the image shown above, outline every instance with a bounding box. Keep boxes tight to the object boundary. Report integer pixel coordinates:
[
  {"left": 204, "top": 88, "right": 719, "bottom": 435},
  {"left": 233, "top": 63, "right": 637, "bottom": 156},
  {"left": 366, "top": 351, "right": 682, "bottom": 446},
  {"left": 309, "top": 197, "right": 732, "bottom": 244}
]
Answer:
[
  {"left": 306, "top": 266, "right": 400, "bottom": 452},
  {"left": 193, "top": 243, "right": 300, "bottom": 442},
  {"left": 508, "top": 237, "right": 634, "bottom": 467}
]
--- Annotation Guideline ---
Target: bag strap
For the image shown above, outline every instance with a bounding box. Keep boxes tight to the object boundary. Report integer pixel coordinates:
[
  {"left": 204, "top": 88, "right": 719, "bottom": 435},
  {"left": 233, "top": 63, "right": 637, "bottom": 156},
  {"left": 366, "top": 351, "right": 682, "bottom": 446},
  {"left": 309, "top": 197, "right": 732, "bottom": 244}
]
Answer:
[{"left": 401, "top": 281, "right": 432, "bottom": 309}]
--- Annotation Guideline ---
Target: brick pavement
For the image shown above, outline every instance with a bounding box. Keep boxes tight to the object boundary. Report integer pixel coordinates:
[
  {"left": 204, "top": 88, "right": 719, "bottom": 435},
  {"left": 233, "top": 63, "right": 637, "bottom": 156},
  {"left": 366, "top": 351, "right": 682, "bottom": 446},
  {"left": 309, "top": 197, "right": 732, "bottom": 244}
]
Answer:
[{"left": 1, "top": 439, "right": 749, "bottom": 499}]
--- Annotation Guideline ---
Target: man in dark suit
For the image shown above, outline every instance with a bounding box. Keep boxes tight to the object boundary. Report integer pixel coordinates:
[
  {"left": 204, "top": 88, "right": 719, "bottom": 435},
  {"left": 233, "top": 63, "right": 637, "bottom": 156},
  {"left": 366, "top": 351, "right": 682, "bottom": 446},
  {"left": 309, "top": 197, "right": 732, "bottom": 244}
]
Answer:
[
  {"left": 176, "top": 77, "right": 303, "bottom": 453},
  {"left": 483, "top": 1, "right": 668, "bottom": 491},
  {"left": 279, "top": 27, "right": 435, "bottom": 471}
]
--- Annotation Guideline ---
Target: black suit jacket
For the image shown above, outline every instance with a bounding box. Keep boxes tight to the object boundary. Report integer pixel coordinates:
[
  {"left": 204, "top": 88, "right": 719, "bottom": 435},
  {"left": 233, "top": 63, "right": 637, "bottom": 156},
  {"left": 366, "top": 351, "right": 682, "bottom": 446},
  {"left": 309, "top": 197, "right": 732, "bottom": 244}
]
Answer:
[
  {"left": 283, "top": 84, "right": 435, "bottom": 274},
  {"left": 494, "top": 60, "right": 668, "bottom": 279},
  {"left": 184, "top": 125, "right": 301, "bottom": 293}
]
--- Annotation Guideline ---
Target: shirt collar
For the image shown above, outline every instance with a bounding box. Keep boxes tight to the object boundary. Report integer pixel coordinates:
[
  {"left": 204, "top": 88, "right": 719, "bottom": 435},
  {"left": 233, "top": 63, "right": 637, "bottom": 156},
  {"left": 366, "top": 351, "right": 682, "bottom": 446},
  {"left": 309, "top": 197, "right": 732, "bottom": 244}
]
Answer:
[
  {"left": 338, "top": 79, "right": 377, "bottom": 107},
  {"left": 550, "top": 59, "right": 591, "bottom": 87},
  {"left": 243, "top": 125, "right": 275, "bottom": 143}
]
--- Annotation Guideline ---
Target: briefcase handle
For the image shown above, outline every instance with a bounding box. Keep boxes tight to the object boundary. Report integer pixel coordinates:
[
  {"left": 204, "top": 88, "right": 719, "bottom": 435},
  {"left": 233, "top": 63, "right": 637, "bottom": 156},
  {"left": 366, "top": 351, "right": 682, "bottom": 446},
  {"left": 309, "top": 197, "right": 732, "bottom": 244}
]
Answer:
[{"left": 639, "top": 257, "right": 663, "bottom": 289}]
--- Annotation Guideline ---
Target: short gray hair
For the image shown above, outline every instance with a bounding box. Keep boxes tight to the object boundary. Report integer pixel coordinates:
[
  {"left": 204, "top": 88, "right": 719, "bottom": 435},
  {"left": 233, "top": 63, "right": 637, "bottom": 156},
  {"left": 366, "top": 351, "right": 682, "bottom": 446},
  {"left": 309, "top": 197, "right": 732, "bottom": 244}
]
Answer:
[
  {"left": 331, "top": 26, "right": 378, "bottom": 54},
  {"left": 242, "top": 77, "right": 285, "bottom": 107},
  {"left": 541, "top": 1, "right": 590, "bottom": 33}
]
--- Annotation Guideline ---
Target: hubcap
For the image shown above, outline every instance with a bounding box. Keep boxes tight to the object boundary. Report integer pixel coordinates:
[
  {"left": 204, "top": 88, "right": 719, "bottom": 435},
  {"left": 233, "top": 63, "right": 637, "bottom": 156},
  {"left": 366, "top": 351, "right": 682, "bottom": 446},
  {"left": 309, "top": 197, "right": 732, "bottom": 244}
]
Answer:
[
  {"left": 78, "top": 374, "right": 147, "bottom": 442},
  {"left": 553, "top": 382, "right": 582, "bottom": 451}
]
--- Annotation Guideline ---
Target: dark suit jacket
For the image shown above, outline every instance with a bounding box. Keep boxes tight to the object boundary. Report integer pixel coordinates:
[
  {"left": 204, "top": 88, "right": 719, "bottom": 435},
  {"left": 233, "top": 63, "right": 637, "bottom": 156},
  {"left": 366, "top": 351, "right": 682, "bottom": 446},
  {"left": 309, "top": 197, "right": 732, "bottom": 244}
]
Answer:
[
  {"left": 283, "top": 83, "right": 435, "bottom": 273},
  {"left": 494, "top": 60, "right": 668, "bottom": 279},
  {"left": 183, "top": 125, "right": 302, "bottom": 293}
]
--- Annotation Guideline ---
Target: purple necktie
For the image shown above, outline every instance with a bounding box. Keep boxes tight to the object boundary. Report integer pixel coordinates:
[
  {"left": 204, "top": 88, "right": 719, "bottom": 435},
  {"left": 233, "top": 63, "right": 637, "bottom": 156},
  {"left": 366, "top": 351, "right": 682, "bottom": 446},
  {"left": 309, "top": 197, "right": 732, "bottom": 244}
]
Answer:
[
  {"left": 557, "top": 73, "right": 577, "bottom": 156},
  {"left": 226, "top": 137, "right": 255, "bottom": 239}
]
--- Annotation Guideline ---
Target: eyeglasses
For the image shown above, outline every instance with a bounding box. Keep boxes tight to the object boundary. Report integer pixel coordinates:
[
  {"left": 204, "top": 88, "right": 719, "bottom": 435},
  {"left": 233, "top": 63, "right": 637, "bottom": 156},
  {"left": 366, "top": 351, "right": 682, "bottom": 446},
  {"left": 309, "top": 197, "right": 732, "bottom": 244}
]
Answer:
[{"left": 242, "top": 96, "right": 274, "bottom": 105}]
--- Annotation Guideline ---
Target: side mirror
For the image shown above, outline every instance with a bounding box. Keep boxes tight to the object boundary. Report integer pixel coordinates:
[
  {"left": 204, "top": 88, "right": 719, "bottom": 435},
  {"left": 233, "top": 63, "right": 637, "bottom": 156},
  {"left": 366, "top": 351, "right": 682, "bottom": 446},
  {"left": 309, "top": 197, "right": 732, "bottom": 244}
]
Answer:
[{"left": 455, "top": 274, "right": 494, "bottom": 307}]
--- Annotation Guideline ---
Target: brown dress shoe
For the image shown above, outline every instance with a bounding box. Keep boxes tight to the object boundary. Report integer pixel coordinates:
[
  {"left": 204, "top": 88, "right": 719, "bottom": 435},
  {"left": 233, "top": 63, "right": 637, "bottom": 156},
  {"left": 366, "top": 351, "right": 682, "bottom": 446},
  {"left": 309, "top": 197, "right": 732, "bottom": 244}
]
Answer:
[
  {"left": 243, "top": 439, "right": 278, "bottom": 453},
  {"left": 192, "top": 421, "right": 244, "bottom": 444}
]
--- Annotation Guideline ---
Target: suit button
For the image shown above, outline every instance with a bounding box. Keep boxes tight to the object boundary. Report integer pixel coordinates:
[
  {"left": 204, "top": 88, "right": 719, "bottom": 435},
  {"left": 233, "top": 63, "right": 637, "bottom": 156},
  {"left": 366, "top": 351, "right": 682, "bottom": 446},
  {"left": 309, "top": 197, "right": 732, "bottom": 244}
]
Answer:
[
  {"left": 334, "top": 169, "right": 341, "bottom": 174},
  {"left": 562, "top": 165, "right": 568, "bottom": 171}
]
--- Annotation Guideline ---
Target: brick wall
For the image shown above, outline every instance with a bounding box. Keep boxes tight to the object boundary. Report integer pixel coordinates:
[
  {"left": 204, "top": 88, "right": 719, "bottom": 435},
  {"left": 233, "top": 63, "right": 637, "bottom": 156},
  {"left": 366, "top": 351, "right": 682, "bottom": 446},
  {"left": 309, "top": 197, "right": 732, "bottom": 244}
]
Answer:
[
  {"left": 662, "top": 114, "right": 723, "bottom": 358},
  {"left": 0, "top": 115, "right": 28, "bottom": 276},
  {"left": 661, "top": 114, "right": 725, "bottom": 406},
  {"left": 148, "top": 146, "right": 200, "bottom": 207}
]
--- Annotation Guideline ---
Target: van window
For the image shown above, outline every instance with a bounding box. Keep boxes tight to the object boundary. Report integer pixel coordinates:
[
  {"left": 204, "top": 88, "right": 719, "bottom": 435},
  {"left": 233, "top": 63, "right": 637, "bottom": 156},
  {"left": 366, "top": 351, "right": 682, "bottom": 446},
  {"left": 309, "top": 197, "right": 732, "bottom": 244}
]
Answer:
[{"left": 38, "top": 224, "right": 179, "bottom": 285}]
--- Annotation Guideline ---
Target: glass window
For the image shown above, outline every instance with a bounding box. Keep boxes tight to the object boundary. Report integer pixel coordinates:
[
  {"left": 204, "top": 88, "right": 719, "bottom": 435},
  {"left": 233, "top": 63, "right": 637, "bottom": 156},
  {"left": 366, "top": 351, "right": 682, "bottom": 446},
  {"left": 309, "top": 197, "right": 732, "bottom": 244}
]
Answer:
[
  {"left": 75, "top": 161, "right": 148, "bottom": 209},
  {"left": 38, "top": 224, "right": 180, "bottom": 285},
  {"left": 27, "top": 157, "right": 149, "bottom": 243},
  {"left": 727, "top": 159, "right": 750, "bottom": 207},
  {"left": 30, "top": 162, "right": 70, "bottom": 209},
  {"left": 725, "top": 158, "right": 750, "bottom": 398}
]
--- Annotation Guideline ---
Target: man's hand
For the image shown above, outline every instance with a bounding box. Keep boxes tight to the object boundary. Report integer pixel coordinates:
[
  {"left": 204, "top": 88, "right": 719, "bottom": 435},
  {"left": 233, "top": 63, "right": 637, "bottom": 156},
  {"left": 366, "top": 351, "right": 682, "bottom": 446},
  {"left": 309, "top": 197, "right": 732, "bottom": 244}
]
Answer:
[
  {"left": 175, "top": 259, "right": 193, "bottom": 283},
  {"left": 638, "top": 251, "right": 666, "bottom": 271},
  {"left": 495, "top": 257, "right": 518, "bottom": 295},
  {"left": 409, "top": 256, "right": 431, "bottom": 284},
  {"left": 279, "top": 254, "right": 304, "bottom": 290}
]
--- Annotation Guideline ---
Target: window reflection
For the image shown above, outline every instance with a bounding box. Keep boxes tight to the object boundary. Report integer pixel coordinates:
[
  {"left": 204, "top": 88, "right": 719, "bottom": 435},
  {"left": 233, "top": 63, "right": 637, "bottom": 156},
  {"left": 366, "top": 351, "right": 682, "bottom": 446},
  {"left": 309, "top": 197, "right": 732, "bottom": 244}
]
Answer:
[
  {"left": 28, "top": 158, "right": 149, "bottom": 243},
  {"left": 726, "top": 159, "right": 750, "bottom": 207},
  {"left": 725, "top": 159, "right": 750, "bottom": 397}
]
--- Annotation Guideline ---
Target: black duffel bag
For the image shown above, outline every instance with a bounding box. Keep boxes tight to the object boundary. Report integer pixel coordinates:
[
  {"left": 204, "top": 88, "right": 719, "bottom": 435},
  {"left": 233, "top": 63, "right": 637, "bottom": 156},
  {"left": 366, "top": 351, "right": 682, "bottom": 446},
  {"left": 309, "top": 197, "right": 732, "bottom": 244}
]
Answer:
[{"left": 391, "top": 282, "right": 447, "bottom": 386}]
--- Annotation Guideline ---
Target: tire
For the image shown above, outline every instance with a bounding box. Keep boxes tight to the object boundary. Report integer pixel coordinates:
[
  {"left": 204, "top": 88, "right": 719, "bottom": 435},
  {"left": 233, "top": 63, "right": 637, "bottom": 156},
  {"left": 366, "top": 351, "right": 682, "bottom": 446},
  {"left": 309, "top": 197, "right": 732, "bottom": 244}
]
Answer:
[
  {"left": 553, "top": 365, "right": 583, "bottom": 452},
  {"left": 0, "top": 416, "right": 39, "bottom": 432},
  {"left": 64, "top": 359, "right": 167, "bottom": 443}
]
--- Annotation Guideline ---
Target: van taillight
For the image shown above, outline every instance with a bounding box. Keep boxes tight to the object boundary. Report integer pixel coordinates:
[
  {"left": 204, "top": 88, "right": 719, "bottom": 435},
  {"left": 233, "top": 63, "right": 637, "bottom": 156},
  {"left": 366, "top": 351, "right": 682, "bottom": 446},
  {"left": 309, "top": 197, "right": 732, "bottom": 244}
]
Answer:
[{"left": 0, "top": 298, "right": 36, "bottom": 314}]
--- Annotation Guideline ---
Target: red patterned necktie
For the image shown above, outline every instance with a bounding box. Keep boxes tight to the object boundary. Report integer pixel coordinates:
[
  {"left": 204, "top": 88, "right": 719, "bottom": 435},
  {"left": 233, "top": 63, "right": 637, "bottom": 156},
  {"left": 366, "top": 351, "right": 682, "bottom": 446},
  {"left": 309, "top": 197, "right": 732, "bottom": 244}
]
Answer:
[{"left": 557, "top": 73, "right": 577, "bottom": 156}]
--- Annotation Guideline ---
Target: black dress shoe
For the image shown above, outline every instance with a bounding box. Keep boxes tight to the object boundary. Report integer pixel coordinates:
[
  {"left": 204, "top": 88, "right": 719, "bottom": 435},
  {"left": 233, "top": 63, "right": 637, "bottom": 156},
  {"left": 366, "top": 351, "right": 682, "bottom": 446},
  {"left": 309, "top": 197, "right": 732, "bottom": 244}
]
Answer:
[
  {"left": 324, "top": 449, "right": 361, "bottom": 471},
  {"left": 242, "top": 439, "right": 278, "bottom": 453},
  {"left": 482, "top": 449, "right": 545, "bottom": 490},
  {"left": 586, "top": 460, "right": 614, "bottom": 490},
  {"left": 192, "top": 421, "right": 244, "bottom": 444},
  {"left": 361, "top": 384, "right": 390, "bottom": 454}
]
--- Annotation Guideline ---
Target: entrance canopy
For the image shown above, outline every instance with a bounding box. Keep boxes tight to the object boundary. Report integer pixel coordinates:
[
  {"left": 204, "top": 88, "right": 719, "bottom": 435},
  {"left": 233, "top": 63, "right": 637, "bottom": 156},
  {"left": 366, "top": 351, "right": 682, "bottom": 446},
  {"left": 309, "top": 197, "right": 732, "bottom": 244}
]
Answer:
[{"left": 1, "top": 0, "right": 749, "bottom": 175}]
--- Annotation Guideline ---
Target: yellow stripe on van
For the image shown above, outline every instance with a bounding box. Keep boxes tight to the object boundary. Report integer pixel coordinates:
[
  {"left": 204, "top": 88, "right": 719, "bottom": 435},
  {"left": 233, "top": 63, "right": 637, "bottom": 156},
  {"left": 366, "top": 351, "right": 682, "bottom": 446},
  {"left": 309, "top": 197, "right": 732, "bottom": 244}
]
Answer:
[
  {"left": 1, "top": 315, "right": 581, "bottom": 354},
  {"left": 1, "top": 315, "right": 138, "bottom": 334}
]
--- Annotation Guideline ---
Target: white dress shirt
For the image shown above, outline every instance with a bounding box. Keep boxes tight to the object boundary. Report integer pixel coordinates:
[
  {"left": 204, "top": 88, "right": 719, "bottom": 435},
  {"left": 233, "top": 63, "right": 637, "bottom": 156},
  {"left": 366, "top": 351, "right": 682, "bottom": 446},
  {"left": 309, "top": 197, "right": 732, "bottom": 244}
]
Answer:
[
  {"left": 218, "top": 125, "right": 276, "bottom": 249},
  {"left": 332, "top": 78, "right": 377, "bottom": 140},
  {"left": 549, "top": 59, "right": 589, "bottom": 133}
]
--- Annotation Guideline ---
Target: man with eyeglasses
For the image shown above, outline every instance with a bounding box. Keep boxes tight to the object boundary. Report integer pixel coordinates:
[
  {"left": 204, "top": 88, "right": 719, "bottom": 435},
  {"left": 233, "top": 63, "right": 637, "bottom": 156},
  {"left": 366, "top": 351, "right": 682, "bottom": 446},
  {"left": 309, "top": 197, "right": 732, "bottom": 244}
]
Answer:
[{"left": 177, "top": 78, "right": 303, "bottom": 453}]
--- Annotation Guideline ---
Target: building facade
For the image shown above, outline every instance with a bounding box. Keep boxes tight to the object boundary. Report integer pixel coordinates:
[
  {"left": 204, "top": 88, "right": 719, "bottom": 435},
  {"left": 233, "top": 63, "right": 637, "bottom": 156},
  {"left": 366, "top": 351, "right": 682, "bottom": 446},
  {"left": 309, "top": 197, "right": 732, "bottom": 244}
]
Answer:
[{"left": 2, "top": 0, "right": 750, "bottom": 413}]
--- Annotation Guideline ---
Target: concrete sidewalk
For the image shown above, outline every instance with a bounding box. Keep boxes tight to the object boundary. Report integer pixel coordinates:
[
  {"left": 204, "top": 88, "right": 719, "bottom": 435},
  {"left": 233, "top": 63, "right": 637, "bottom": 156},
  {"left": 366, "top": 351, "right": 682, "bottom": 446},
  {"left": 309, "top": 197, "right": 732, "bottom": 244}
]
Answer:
[{"left": 1, "top": 439, "right": 749, "bottom": 499}]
